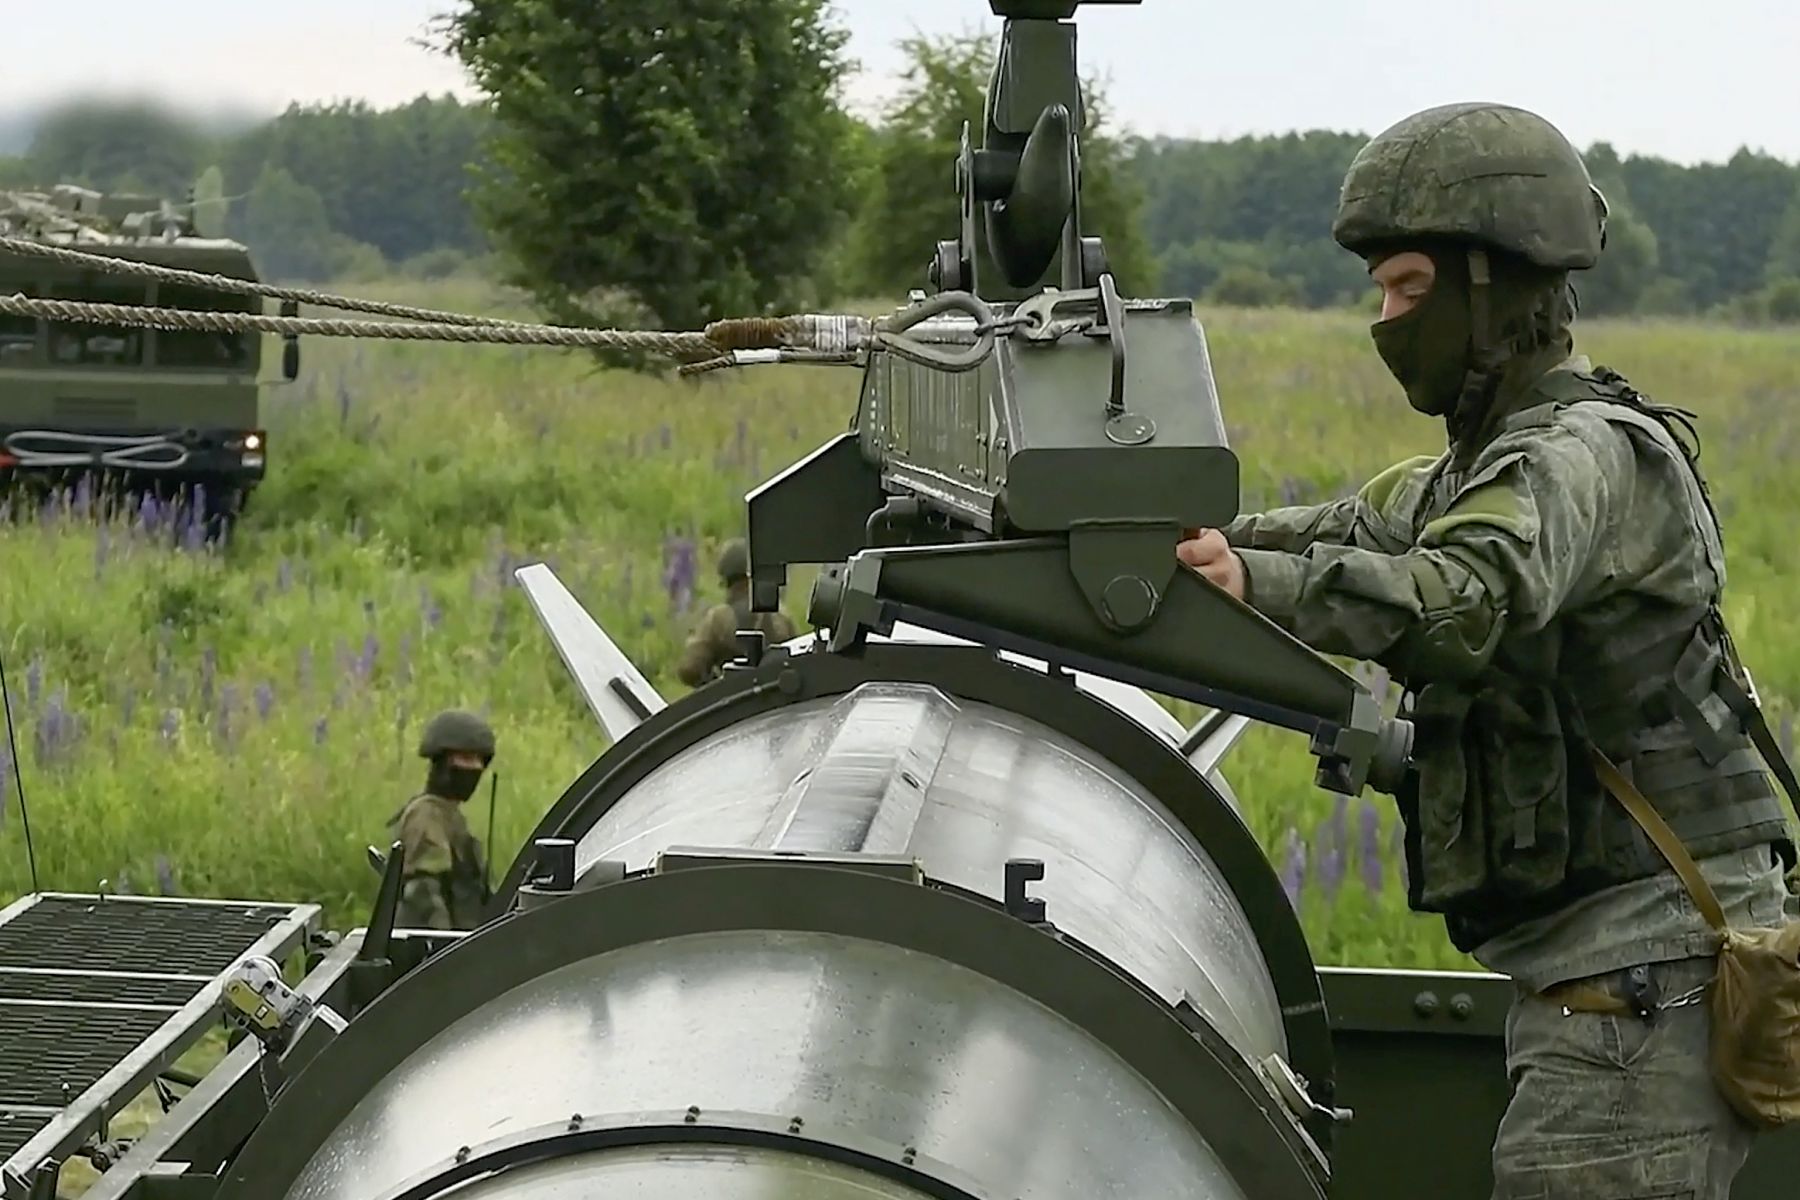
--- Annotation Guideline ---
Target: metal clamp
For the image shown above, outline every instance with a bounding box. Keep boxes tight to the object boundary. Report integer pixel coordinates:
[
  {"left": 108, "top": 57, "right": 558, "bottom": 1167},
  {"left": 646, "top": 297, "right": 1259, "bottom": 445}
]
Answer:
[
  {"left": 220, "top": 955, "right": 347, "bottom": 1054},
  {"left": 1004, "top": 859, "right": 1047, "bottom": 923},
  {"left": 873, "top": 291, "right": 997, "bottom": 372},
  {"left": 1010, "top": 286, "right": 1102, "bottom": 342}
]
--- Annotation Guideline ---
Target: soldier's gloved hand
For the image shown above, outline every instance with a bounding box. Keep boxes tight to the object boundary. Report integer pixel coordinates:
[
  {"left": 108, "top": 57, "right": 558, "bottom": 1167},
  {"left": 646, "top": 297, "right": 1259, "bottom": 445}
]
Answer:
[{"left": 1176, "top": 528, "right": 1246, "bottom": 601}]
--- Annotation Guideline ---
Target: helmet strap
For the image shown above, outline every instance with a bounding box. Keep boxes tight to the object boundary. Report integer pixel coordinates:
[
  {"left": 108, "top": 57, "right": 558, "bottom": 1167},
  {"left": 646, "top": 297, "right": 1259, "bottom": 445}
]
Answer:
[
  {"left": 1445, "top": 248, "right": 1504, "bottom": 466},
  {"left": 1466, "top": 249, "right": 1491, "bottom": 356}
]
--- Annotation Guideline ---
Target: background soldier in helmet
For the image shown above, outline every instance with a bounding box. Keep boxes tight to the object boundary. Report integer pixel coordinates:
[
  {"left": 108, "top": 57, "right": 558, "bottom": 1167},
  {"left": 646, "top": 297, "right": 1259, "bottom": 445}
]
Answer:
[
  {"left": 387, "top": 709, "right": 495, "bottom": 930},
  {"left": 1177, "top": 103, "right": 1799, "bottom": 1198},
  {"left": 675, "top": 537, "right": 799, "bottom": 687}
]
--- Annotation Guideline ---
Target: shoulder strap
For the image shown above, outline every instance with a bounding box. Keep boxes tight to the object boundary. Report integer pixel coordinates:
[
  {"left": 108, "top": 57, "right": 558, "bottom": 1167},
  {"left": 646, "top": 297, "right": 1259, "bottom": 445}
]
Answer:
[{"left": 1589, "top": 744, "right": 1727, "bottom": 932}]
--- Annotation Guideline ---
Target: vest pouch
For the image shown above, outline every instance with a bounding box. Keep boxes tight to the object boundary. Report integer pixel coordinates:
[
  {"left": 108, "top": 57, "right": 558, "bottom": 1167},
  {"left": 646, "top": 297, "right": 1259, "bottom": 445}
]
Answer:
[
  {"left": 1712, "top": 921, "right": 1800, "bottom": 1127},
  {"left": 1478, "top": 682, "right": 1574, "bottom": 902},
  {"left": 1405, "top": 683, "right": 1489, "bottom": 912}
]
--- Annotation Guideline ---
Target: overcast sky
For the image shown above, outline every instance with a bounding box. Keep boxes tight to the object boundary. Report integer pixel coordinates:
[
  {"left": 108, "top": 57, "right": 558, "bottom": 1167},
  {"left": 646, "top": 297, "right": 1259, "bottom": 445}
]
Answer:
[{"left": 4, "top": 1, "right": 1795, "bottom": 165}]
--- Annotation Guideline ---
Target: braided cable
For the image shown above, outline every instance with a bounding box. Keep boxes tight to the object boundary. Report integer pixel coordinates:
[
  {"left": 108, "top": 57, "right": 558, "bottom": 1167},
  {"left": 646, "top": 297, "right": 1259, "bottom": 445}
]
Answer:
[
  {"left": 0, "top": 234, "right": 531, "bottom": 327},
  {"left": 0, "top": 293, "right": 717, "bottom": 357}
]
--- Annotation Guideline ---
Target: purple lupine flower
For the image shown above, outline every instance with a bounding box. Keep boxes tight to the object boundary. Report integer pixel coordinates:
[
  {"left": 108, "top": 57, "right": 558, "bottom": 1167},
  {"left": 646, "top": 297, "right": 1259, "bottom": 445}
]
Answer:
[
  {"left": 358, "top": 633, "right": 379, "bottom": 680},
  {"left": 154, "top": 855, "right": 177, "bottom": 896},
  {"left": 1279, "top": 476, "right": 1304, "bottom": 506},
  {"left": 661, "top": 536, "right": 697, "bottom": 614},
  {"left": 180, "top": 510, "right": 204, "bottom": 554},
  {"left": 1279, "top": 827, "right": 1307, "bottom": 907},
  {"left": 254, "top": 682, "right": 275, "bottom": 720},
  {"left": 34, "top": 690, "right": 77, "bottom": 764},
  {"left": 159, "top": 709, "right": 179, "bottom": 743},
  {"left": 1317, "top": 816, "right": 1347, "bottom": 903},
  {"left": 1359, "top": 799, "right": 1383, "bottom": 893},
  {"left": 313, "top": 716, "right": 329, "bottom": 744},
  {"left": 72, "top": 473, "right": 93, "bottom": 518}
]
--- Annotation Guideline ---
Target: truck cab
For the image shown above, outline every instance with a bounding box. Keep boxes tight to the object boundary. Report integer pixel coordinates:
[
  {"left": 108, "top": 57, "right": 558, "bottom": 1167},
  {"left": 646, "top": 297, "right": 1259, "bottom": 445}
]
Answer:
[{"left": 0, "top": 184, "right": 276, "bottom": 527}]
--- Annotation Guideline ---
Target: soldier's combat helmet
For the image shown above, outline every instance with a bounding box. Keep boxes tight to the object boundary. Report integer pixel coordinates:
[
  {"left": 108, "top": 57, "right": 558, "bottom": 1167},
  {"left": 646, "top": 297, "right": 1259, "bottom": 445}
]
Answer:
[
  {"left": 417, "top": 709, "right": 496, "bottom": 761},
  {"left": 1331, "top": 102, "right": 1609, "bottom": 270},
  {"left": 717, "top": 537, "right": 749, "bottom": 585}
]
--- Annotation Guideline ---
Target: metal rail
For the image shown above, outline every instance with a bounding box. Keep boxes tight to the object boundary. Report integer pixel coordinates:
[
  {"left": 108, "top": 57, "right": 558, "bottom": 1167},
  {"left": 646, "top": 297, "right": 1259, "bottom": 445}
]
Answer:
[{"left": 0, "top": 893, "right": 320, "bottom": 1200}]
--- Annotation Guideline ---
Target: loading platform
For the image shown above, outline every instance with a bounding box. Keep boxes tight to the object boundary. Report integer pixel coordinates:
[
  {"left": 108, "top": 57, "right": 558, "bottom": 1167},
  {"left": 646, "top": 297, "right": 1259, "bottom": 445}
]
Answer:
[{"left": 0, "top": 892, "right": 318, "bottom": 1198}]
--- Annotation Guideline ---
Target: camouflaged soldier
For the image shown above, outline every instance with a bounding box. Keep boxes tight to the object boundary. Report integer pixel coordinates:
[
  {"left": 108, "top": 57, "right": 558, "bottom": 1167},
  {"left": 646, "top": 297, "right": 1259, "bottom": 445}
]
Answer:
[
  {"left": 386, "top": 709, "right": 494, "bottom": 931},
  {"left": 1178, "top": 103, "right": 1799, "bottom": 1199},
  {"left": 675, "top": 538, "right": 799, "bottom": 687}
]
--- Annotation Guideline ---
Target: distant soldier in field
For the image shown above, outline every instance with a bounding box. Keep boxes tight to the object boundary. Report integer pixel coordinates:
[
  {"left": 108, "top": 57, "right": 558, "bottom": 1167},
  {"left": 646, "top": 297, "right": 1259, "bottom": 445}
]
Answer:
[
  {"left": 675, "top": 537, "right": 799, "bottom": 687},
  {"left": 1177, "top": 103, "right": 1799, "bottom": 1198},
  {"left": 387, "top": 709, "right": 494, "bottom": 930}
]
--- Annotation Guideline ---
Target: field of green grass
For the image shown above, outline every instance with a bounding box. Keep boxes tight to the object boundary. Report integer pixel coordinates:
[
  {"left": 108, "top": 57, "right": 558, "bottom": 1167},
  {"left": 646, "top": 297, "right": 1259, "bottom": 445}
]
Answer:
[{"left": 3, "top": 278, "right": 1797, "bottom": 974}]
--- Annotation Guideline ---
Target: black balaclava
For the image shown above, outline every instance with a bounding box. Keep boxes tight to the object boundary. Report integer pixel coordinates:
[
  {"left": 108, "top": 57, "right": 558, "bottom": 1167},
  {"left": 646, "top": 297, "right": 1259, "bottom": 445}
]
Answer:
[
  {"left": 427, "top": 757, "right": 485, "bottom": 802},
  {"left": 1369, "top": 243, "right": 1577, "bottom": 468},
  {"left": 1371, "top": 248, "right": 1475, "bottom": 418}
]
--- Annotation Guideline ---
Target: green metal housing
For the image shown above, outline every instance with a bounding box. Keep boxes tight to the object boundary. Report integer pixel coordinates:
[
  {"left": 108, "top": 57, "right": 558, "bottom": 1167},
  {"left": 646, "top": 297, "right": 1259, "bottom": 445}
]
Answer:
[{"left": 0, "top": 184, "right": 273, "bottom": 510}]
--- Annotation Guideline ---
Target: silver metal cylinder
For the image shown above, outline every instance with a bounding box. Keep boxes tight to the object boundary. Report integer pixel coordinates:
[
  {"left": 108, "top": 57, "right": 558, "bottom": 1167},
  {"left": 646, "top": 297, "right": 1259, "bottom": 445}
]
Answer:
[
  {"left": 281, "top": 930, "right": 1249, "bottom": 1200},
  {"left": 569, "top": 677, "right": 1286, "bottom": 1066}
]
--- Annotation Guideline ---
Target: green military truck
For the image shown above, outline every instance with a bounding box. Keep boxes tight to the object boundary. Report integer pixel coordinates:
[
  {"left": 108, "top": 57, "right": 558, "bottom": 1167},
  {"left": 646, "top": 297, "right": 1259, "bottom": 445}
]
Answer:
[{"left": 0, "top": 181, "right": 296, "bottom": 525}]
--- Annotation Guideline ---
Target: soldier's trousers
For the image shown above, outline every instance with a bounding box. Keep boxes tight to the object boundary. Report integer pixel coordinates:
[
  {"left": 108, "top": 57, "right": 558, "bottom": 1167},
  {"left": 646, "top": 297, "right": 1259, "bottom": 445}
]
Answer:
[{"left": 1490, "top": 955, "right": 1758, "bottom": 1199}]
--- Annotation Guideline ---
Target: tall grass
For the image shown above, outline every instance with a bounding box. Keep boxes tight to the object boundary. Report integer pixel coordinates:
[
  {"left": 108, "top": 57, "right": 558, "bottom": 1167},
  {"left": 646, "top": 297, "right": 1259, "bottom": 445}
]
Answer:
[{"left": 2, "top": 284, "right": 1796, "bottom": 972}]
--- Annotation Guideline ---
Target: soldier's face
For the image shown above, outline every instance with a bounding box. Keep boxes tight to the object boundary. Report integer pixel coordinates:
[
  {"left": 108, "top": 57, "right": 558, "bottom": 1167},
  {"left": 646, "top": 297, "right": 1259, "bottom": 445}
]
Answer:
[
  {"left": 1370, "top": 251, "right": 1436, "bottom": 321},
  {"left": 445, "top": 751, "right": 486, "bottom": 771}
]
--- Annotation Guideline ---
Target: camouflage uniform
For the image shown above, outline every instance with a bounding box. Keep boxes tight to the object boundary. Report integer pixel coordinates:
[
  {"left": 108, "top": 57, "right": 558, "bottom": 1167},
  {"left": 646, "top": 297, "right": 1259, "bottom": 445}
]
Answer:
[
  {"left": 1222, "top": 103, "right": 1797, "bottom": 1199},
  {"left": 388, "top": 709, "right": 493, "bottom": 930},
  {"left": 675, "top": 538, "right": 799, "bottom": 687}
]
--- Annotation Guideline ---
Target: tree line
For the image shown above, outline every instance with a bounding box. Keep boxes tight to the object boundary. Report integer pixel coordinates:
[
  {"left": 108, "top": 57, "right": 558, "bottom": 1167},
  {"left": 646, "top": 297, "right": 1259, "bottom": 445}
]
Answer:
[{"left": 4, "top": 3, "right": 1797, "bottom": 329}]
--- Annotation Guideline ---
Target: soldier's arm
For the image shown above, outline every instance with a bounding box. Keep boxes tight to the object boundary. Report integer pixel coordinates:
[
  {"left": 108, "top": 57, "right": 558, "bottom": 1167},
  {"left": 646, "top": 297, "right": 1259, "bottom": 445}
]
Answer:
[
  {"left": 1221, "top": 455, "right": 1438, "bottom": 554},
  {"left": 396, "top": 808, "right": 456, "bottom": 929},
  {"left": 675, "top": 605, "right": 735, "bottom": 687},
  {"left": 1232, "top": 430, "right": 1610, "bottom": 685}
]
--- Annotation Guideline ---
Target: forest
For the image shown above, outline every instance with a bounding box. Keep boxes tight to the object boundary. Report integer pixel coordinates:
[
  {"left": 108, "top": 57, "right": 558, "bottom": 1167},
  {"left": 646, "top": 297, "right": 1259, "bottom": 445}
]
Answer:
[{"left": 3, "top": 27, "right": 1799, "bottom": 326}]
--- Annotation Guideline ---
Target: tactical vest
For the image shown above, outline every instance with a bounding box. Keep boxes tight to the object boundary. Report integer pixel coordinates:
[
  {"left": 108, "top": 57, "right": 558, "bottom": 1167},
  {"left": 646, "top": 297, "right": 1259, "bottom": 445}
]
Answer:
[
  {"left": 1396, "top": 365, "right": 1797, "bottom": 951},
  {"left": 389, "top": 793, "right": 488, "bottom": 931},
  {"left": 728, "top": 595, "right": 796, "bottom": 650}
]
